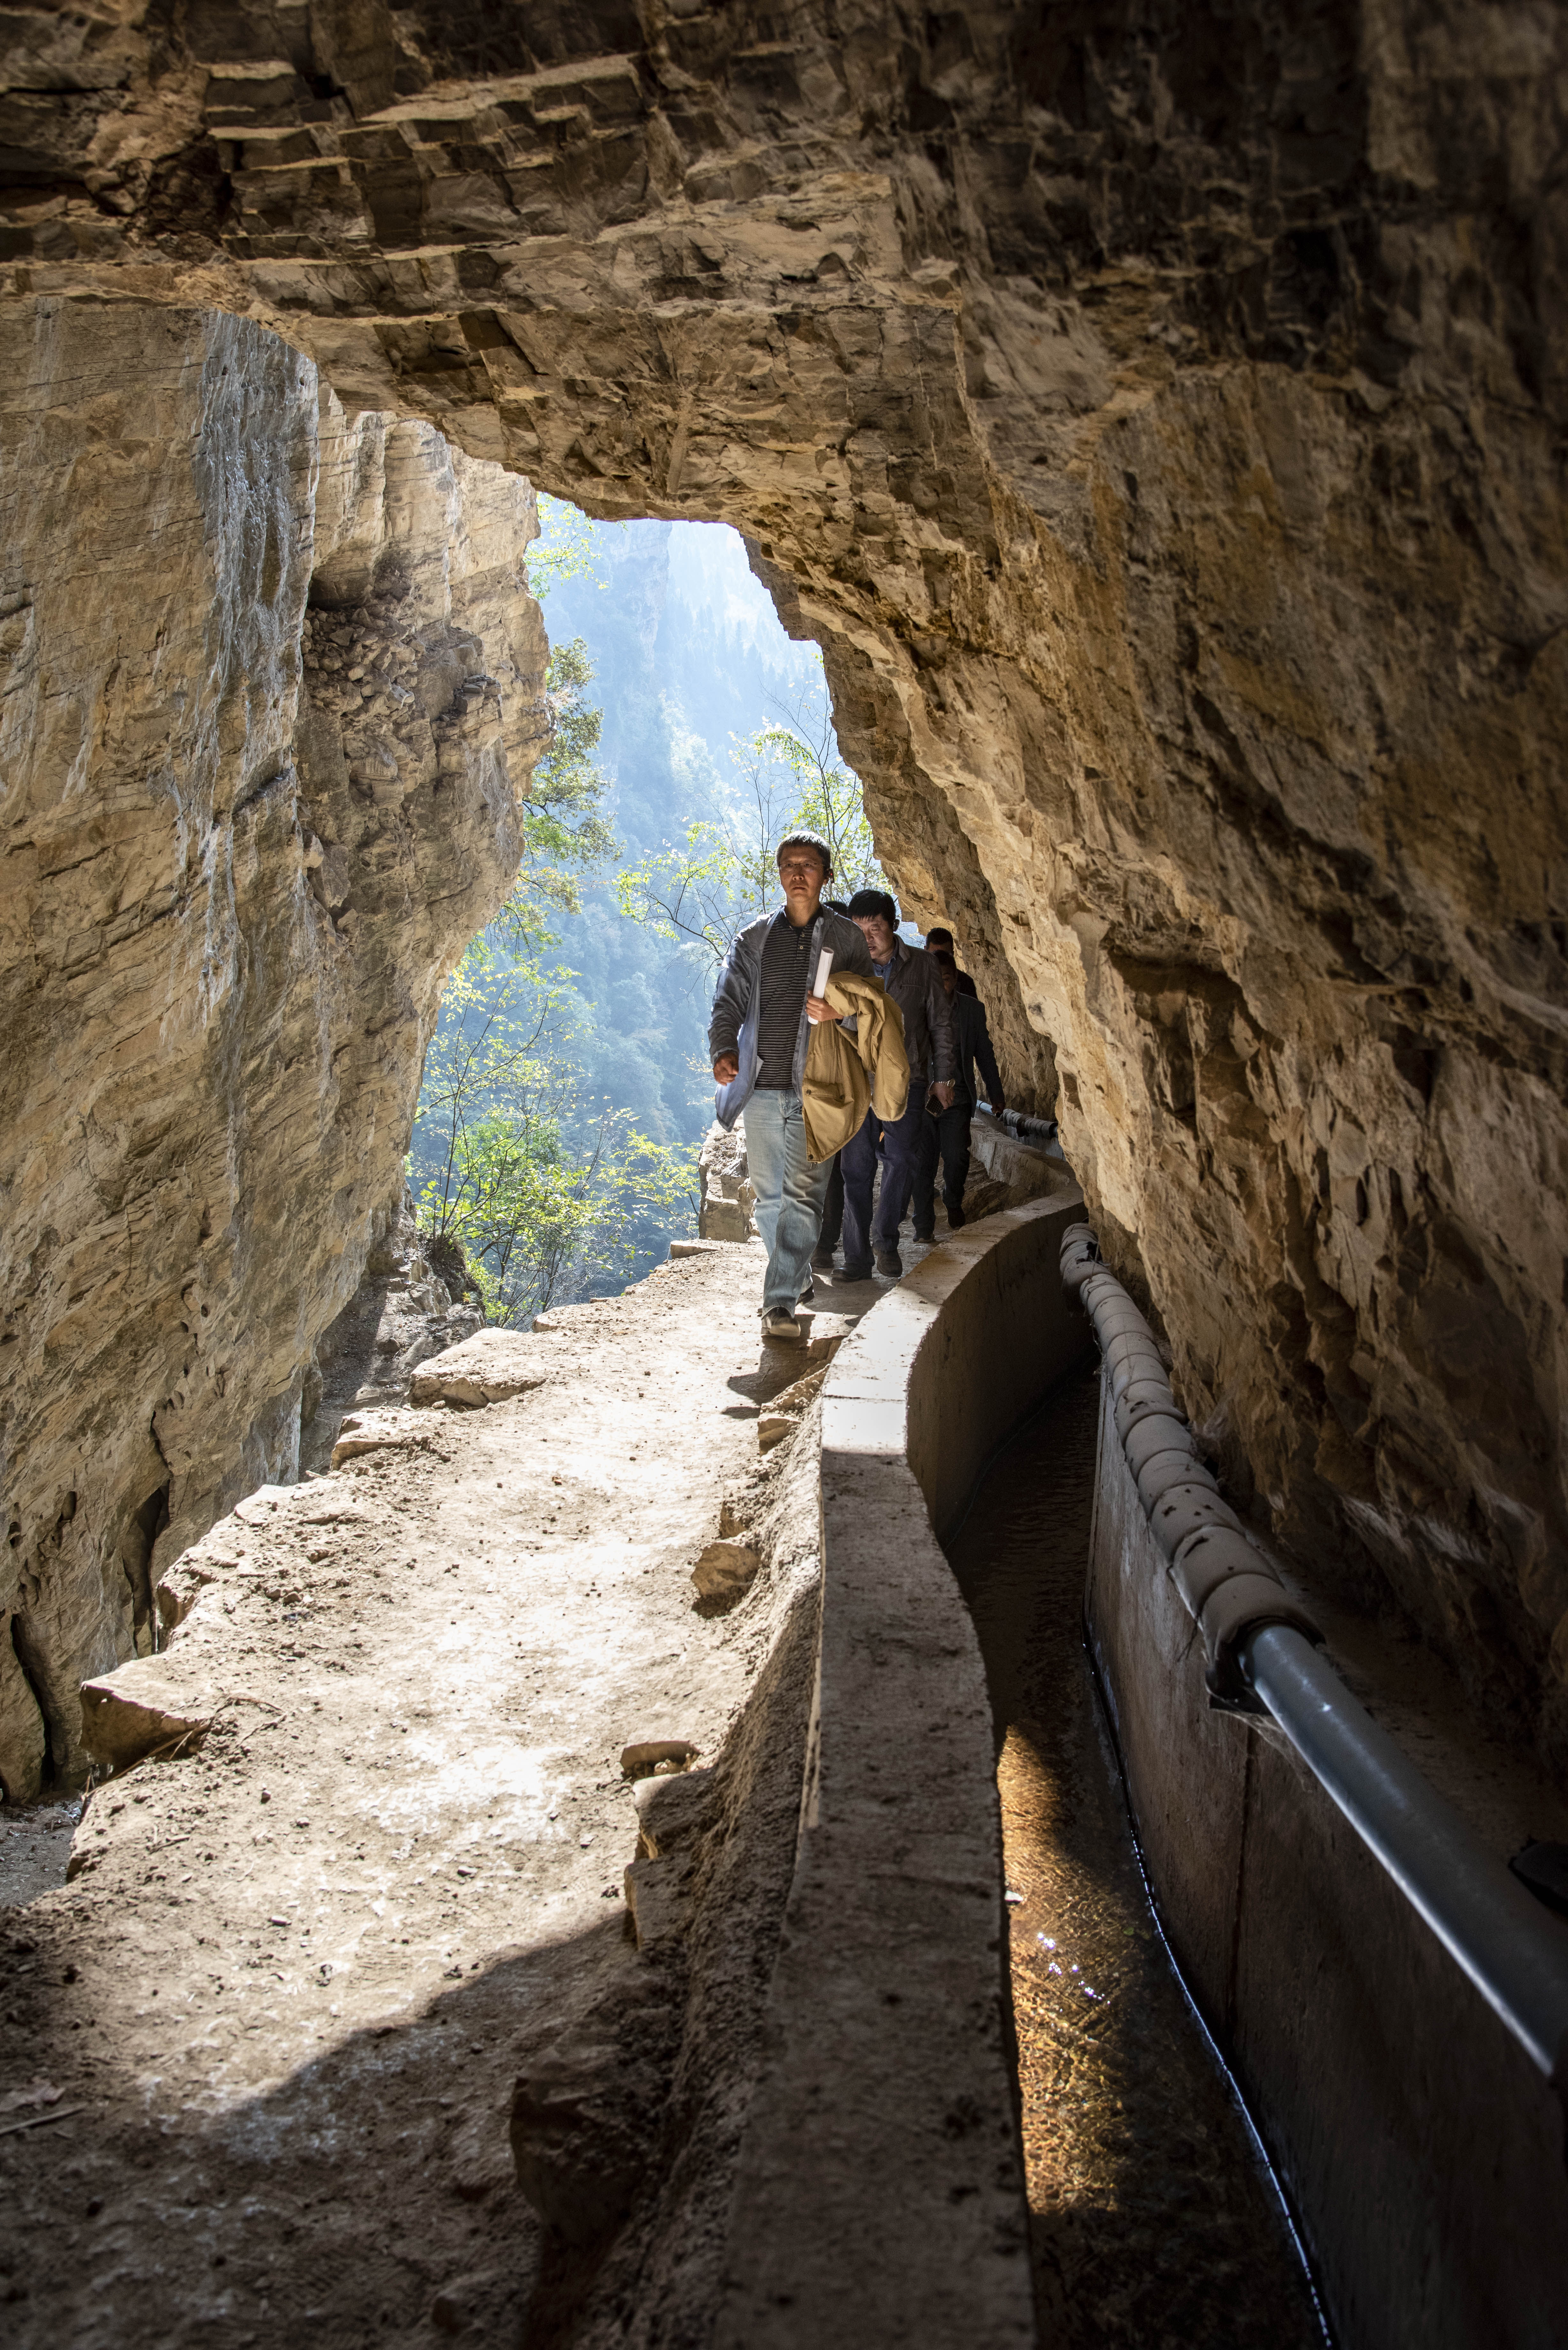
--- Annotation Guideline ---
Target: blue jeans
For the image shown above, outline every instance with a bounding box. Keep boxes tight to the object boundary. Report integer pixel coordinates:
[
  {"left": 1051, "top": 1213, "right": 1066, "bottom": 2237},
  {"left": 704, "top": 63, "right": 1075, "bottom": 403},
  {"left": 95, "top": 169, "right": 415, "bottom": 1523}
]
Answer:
[
  {"left": 743, "top": 1088, "right": 832, "bottom": 1313},
  {"left": 841, "top": 1095, "right": 927, "bottom": 1268}
]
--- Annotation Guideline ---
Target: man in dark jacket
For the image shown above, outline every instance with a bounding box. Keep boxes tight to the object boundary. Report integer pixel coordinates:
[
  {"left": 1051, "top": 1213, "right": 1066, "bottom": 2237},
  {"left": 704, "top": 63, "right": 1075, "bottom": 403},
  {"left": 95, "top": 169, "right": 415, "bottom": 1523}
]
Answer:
[
  {"left": 838, "top": 888, "right": 956, "bottom": 1279},
  {"left": 913, "top": 948, "right": 1006, "bottom": 1238},
  {"left": 709, "top": 836, "right": 872, "bottom": 1341},
  {"left": 923, "top": 925, "right": 978, "bottom": 995},
  {"left": 811, "top": 898, "right": 854, "bottom": 1271}
]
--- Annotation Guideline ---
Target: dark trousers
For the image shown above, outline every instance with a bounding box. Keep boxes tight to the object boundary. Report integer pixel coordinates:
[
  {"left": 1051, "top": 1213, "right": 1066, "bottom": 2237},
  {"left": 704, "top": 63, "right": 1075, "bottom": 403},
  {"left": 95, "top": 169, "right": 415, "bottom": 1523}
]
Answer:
[
  {"left": 841, "top": 1096, "right": 926, "bottom": 1268},
  {"left": 818, "top": 1156, "right": 845, "bottom": 1252},
  {"left": 913, "top": 1099, "right": 972, "bottom": 1234}
]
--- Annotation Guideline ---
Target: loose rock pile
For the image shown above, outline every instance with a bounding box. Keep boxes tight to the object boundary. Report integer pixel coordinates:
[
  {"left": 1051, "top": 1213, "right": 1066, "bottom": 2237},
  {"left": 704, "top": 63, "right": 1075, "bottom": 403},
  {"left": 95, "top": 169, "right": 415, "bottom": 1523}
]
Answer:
[
  {"left": 302, "top": 1188, "right": 484, "bottom": 1471},
  {"left": 697, "top": 1123, "right": 757, "bottom": 1244}
]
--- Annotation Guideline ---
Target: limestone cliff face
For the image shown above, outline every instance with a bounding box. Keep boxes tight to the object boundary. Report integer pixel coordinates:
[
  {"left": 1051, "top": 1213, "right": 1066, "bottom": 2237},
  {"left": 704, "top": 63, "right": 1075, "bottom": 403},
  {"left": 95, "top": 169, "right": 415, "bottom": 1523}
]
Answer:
[
  {"left": 0, "top": 302, "right": 544, "bottom": 1795},
  {"left": 2, "top": 5, "right": 1566, "bottom": 1757}
]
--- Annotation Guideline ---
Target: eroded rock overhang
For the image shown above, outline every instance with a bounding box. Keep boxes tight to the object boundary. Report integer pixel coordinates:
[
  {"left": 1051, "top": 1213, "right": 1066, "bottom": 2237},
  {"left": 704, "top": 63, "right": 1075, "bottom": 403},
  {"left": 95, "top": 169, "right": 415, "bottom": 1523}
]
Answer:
[{"left": 3, "top": 1, "right": 1565, "bottom": 1763}]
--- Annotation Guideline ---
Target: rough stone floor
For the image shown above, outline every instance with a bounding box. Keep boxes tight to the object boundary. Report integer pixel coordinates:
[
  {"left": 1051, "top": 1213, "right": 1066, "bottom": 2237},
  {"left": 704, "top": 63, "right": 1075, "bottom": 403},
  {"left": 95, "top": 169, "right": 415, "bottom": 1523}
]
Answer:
[{"left": 0, "top": 1241, "right": 902, "bottom": 2346}]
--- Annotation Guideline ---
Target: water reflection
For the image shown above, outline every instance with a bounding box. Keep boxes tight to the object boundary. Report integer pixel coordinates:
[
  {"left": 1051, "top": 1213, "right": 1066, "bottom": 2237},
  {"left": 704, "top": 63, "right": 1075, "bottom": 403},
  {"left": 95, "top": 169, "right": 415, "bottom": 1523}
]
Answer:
[{"left": 947, "top": 1363, "right": 1327, "bottom": 2348}]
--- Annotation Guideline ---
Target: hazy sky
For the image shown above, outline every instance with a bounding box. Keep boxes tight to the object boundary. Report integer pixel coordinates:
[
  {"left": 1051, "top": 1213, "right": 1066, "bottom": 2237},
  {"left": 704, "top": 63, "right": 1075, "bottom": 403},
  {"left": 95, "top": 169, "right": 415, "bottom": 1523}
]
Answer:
[{"left": 665, "top": 518, "right": 820, "bottom": 684}]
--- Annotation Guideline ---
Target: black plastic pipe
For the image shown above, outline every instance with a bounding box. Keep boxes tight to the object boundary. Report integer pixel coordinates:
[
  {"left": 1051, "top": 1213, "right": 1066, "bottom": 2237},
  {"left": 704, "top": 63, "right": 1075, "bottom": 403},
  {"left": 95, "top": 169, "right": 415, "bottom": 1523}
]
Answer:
[
  {"left": 974, "top": 1103, "right": 1061, "bottom": 1147},
  {"left": 1063, "top": 1217, "right": 1568, "bottom": 2093}
]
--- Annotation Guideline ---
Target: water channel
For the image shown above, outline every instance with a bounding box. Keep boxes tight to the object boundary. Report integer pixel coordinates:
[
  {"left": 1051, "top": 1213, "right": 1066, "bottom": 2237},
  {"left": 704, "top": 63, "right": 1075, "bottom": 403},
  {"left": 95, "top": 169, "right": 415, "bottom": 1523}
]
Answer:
[{"left": 946, "top": 1361, "right": 1330, "bottom": 2349}]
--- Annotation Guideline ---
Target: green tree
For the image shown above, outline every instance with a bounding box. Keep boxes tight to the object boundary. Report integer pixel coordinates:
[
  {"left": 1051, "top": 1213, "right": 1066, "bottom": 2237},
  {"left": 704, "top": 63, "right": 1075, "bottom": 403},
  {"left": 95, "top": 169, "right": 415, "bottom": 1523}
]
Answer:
[
  {"left": 615, "top": 678, "right": 892, "bottom": 968},
  {"left": 411, "top": 942, "right": 696, "bottom": 1325},
  {"left": 499, "top": 637, "right": 616, "bottom": 949},
  {"left": 752, "top": 682, "right": 884, "bottom": 898},
  {"left": 527, "top": 492, "right": 620, "bottom": 601}
]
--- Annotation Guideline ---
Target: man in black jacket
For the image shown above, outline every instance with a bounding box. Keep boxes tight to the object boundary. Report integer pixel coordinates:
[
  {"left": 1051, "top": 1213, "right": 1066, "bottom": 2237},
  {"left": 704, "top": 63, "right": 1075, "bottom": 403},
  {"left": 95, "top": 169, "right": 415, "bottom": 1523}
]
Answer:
[
  {"left": 811, "top": 898, "right": 854, "bottom": 1272},
  {"left": 913, "top": 948, "right": 1006, "bottom": 1238},
  {"left": 708, "top": 836, "right": 872, "bottom": 1341},
  {"left": 923, "top": 926, "right": 977, "bottom": 995},
  {"left": 838, "top": 888, "right": 956, "bottom": 1279}
]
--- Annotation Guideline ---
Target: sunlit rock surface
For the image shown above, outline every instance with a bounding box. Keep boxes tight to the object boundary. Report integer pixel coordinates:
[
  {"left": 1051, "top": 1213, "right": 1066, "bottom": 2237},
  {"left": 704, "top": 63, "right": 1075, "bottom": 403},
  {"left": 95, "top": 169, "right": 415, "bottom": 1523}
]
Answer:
[
  {"left": 0, "top": 300, "right": 545, "bottom": 1792},
  {"left": 2, "top": 3, "right": 1566, "bottom": 1757}
]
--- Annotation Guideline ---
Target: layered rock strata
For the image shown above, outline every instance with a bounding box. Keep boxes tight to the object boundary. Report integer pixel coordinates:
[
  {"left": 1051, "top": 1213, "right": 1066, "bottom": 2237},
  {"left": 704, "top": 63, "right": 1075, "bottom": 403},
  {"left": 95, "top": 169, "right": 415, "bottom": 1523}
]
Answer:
[
  {"left": 0, "top": 300, "right": 545, "bottom": 1795},
  {"left": 2, "top": 4, "right": 1566, "bottom": 1757}
]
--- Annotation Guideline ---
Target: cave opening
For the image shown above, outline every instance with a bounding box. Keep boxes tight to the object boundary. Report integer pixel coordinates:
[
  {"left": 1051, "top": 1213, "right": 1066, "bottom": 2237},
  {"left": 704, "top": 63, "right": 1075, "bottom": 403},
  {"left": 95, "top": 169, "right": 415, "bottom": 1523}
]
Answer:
[{"left": 0, "top": 263, "right": 1562, "bottom": 2350}]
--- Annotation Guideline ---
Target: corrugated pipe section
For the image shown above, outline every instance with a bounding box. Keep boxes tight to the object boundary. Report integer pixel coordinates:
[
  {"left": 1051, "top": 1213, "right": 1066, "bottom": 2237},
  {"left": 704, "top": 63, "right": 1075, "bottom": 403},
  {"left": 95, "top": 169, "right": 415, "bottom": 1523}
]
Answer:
[
  {"left": 1061, "top": 1221, "right": 1568, "bottom": 2094},
  {"left": 975, "top": 1103, "right": 1061, "bottom": 1148},
  {"left": 1059, "top": 1220, "right": 1320, "bottom": 1704}
]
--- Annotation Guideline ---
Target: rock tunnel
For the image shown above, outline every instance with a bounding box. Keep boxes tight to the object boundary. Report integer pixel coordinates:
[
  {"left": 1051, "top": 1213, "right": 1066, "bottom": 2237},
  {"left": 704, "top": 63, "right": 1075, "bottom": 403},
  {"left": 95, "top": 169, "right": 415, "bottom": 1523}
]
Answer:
[{"left": 1, "top": 3, "right": 1565, "bottom": 2342}]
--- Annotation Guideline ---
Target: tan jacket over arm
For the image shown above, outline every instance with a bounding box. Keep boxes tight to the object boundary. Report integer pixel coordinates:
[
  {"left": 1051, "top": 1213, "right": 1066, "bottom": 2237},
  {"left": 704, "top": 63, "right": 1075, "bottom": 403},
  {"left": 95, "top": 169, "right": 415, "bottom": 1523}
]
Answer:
[{"left": 800, "top": 972, "right": 910, "bottom": 1163}]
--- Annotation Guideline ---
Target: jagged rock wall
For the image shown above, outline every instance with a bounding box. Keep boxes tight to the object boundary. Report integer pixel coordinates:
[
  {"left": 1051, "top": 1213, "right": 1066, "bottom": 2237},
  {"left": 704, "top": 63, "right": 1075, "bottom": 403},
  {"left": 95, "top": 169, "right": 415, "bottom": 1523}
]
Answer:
[
  {"left": 2, "top": 4, "right": 1566, "bottom": 1758},
  {"left": 299, "top": 1187, "right": 483, "bottom": 1476},
  {"left": 0, "top": 299, "right": 545, "bottom": 1795}
]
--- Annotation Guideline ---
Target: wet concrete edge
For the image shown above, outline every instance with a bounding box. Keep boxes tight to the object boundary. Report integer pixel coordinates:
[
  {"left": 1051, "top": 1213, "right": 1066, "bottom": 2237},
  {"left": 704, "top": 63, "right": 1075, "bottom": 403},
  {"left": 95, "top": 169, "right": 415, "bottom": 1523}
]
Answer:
[{"left": 713, "top": 1186, "right": 1088, "bottom": 2350}]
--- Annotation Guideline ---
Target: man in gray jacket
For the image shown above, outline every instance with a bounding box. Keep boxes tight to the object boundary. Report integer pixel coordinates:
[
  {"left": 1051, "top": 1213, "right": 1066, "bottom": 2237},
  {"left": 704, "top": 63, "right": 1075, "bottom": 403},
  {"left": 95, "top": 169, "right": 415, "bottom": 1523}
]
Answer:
[
  {"left": 838, "top": 889, "right": 957, "bottom": 1279},
  {"left": 709, "top": 833, "right": 873, "bottom": 1341}
]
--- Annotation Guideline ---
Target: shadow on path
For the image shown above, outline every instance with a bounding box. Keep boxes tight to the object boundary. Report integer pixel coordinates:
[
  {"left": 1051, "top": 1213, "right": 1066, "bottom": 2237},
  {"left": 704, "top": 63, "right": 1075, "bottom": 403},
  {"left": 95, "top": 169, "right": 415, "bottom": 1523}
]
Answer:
[{"left": 0, "top": 1903, "right": 659, "bottom": 2347}]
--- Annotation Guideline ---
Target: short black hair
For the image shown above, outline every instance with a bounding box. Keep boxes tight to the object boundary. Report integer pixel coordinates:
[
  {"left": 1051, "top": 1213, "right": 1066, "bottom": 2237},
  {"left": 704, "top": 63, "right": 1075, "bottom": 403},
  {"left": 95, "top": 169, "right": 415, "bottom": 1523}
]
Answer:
[
  {"left": 925, "top": 925, "right": 954, "bottom": 948},
  {"left": 847, "top": 887, "right": 899, "bottom": 927},
  {"left": 776, "top": 830, "right": 833, "bottom": 882}
]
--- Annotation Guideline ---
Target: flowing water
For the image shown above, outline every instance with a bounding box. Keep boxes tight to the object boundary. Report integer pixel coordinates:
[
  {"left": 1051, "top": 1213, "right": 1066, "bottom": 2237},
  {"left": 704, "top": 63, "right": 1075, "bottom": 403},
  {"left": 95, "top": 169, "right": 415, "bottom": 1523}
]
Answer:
[{"left": 947, "top": 1362, "right": 1329, "bottom": 2349}]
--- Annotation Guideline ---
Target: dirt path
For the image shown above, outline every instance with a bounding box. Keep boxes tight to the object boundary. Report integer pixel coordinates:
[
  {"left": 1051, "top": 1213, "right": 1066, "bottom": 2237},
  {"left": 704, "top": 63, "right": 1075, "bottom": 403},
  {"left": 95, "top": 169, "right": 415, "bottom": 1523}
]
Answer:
[{"left": 0, "top": 1243, "right": 875, "bottom": 2347}]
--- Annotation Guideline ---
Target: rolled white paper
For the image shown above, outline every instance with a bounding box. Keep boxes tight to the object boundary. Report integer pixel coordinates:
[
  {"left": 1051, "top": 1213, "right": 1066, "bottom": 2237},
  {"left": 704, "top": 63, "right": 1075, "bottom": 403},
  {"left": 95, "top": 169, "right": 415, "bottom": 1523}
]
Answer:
[{"left": 813, "top": 946, "right": 834, "bottom": 997}]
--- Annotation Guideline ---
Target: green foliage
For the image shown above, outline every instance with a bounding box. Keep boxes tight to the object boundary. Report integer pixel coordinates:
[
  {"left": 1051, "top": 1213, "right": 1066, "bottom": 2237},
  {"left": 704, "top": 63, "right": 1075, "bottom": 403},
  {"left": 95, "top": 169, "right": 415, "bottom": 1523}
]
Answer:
[
  {"left": 752, "top": 686, "right": 884, "bottom": 899},
  {"left": 498, "top": 638, "right": 617, "bottom": 949},
  {"left": 612, "top": 754, "right": 782, "bottom": 968},
  {"left": 615, "top": 679, "right": 892, "bottom": 967},
  {"left": 411, "top": 943, "right": 697, "bottom": 1326},
  {"left": 527, "top": 493, "right": 619, "bottom": 601},
  {"left": 412, "top": 514, "right": 885, "bottom": 1320}
]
